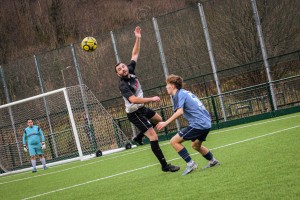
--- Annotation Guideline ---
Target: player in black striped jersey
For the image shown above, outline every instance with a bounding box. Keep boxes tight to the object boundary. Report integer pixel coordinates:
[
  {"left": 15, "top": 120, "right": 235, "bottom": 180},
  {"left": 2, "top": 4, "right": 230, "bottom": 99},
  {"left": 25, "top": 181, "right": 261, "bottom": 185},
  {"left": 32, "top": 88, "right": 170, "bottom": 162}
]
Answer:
[{"left": 115, "top": 26, "right": 179, "bottom": 173}]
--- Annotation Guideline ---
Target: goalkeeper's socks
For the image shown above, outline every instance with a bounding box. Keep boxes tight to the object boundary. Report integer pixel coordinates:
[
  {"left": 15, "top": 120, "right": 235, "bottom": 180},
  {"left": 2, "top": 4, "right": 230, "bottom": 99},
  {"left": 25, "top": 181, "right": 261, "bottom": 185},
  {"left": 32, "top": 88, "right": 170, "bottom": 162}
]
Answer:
[
  {"left": 150, "top": 140, "right": 168, "bottom": 167},
  {"left": 31, "top": 159, "right": 36, "bottom": 168},
  {"left": 40, "top": 157, "right": 46, "bottom": 167},
  {"left": 178, "top": 147, "right": 192, "bottom": 163}
]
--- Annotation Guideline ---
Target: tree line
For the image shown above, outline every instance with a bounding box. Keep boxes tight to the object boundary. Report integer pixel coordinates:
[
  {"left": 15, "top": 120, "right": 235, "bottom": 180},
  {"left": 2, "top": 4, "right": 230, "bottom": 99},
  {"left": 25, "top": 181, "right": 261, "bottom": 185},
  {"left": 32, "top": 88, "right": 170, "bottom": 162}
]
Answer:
[{"left": 0, "top": 0, "right": 299, "bottom": 105}]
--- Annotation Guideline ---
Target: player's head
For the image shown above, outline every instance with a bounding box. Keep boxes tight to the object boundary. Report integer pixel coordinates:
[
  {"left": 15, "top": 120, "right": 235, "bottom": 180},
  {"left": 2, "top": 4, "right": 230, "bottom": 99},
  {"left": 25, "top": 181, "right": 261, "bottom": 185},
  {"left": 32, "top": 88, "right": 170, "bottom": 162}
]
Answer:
[
  {"left": 27, "top": 119, "right": 34, "bottom": 127},
  {"left": 166, "top": 74, "right": 183, "bottom": 95},
  {"left": 115, "top": 63, "right": 129, "bottom": 77}
]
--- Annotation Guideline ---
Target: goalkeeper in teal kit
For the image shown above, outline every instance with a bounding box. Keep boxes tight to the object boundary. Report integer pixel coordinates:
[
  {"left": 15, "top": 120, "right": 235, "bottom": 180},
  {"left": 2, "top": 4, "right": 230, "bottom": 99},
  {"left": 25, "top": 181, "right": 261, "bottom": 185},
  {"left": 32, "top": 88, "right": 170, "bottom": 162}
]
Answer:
[{"left": 23, "top": 119, "right": 48, "bottom": 172}]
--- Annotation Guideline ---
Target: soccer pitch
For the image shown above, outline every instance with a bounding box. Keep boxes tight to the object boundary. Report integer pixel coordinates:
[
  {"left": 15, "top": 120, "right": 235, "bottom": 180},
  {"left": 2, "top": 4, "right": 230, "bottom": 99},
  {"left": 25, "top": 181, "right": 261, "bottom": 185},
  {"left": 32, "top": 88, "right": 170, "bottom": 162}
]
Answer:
[{"left": 1, "top": 113, "right": 299, "bottom": 200}]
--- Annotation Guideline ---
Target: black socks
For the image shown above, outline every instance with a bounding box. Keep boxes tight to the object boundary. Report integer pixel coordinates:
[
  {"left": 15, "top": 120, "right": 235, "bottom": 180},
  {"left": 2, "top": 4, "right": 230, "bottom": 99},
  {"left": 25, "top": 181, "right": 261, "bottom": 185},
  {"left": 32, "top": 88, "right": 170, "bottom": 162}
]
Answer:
[{"left": 150, "top": 140, "right": 167, "bottom": 167}]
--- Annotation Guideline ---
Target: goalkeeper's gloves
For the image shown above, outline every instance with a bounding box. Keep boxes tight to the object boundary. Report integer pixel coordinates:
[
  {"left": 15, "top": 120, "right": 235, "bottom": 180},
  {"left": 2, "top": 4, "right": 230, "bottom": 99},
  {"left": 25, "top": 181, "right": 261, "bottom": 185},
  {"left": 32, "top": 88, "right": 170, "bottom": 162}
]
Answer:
[
  {"left": 23, "top": 145, "right": 28, "bottom": 152},
  {"left": 42, "top": 142, "right": 46, "bottom": 150}
]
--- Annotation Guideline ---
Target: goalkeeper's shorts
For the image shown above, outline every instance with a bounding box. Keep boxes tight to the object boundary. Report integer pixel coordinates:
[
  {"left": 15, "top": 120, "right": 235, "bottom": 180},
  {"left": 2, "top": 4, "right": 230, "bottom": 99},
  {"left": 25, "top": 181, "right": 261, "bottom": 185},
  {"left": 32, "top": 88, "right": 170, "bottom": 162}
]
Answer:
[{"left": 28, "top": 144, "right": 43, "bottom": 156}]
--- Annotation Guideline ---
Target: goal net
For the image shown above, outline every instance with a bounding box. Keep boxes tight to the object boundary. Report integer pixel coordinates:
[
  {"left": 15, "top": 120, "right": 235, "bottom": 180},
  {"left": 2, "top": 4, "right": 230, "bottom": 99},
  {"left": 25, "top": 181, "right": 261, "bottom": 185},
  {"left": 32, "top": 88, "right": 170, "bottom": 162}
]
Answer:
[{"left": 0, "top": 85, "right": 132, "bottom": 174}]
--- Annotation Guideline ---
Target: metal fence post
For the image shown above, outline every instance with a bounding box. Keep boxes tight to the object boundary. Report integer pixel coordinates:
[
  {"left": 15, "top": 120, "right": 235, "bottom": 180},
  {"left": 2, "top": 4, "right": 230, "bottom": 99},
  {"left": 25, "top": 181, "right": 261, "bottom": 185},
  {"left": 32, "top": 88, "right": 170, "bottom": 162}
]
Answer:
[
  {"left": 251, "top": 0, "right": 277, "bottom": 110},
  {"left": 152, "top": 17, "right": 181, "bottom": 131},
  {"left": 198, "top": 2, "right": 227, "bottom": 121},
  {"left": 110, "top": 30, "right": 137, "bottom": 138},
  {"left": 70, "top": 44, "right": 97, "bottom": 151},
  {"left": 210, "top": 96, "right": 219, "bottom": 126},
  {"left": 266, "top": 82, "right": 275, "bottom": 112},
  {"left": 110, "top": 31, "right": 121, "bottom": 63},
  {"left": 33, "top": 55, "right": 58, "bottom": 157},
  {"left": 0, "top": 66, "right": 23, "bottom": 166}
]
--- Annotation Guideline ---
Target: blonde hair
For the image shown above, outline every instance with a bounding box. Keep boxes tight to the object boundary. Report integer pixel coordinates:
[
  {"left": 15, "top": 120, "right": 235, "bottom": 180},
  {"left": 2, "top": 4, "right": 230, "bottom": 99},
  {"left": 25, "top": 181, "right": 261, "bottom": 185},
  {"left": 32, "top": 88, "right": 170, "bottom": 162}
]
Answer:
[{"left": 166, "top": 74, "right": 183, "bottom": 89}]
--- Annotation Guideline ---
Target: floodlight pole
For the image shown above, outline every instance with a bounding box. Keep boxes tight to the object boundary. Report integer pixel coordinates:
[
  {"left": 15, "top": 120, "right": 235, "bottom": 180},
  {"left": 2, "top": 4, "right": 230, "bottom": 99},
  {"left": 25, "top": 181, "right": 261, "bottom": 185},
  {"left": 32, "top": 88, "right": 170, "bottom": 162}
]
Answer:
[
  {"left": 110, "top": 31, "right": 121, "bottom": 63},
  {"left": 153, "top": 17, "right": 181, "bottom": 131},
  {"left": 60, "top": 65, "right": 72, "bottom": 87},
  {"left": 34, "top": 55, "right": 58, "bottom": 158},
  {"left": 198, "top": 2, "right": 227, "bottom": 121},
  {"left": 0, "top": 66, "right": 23, "bottom": 165},
  {"left": 251, "top": 0, "right": 277, "bottom": 110},
  {"left": 110, "top": 31, "right": 138, "bottom": 138}
]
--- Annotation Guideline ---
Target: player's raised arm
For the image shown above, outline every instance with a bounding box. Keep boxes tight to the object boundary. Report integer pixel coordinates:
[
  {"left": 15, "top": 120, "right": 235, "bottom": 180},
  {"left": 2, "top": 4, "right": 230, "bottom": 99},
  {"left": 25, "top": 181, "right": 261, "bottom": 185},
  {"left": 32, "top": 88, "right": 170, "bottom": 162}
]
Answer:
[{"left": 131, "top": 26, "right": 141, "bottom": 62}]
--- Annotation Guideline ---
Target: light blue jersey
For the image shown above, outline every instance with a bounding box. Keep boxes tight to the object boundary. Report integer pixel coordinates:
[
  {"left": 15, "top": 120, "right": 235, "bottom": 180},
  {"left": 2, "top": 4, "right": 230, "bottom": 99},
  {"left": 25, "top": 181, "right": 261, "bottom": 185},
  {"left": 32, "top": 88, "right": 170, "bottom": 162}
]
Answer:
[
  {"left": 23, "top": 125, "right": 45, "bottom": 146},
  {"left": 173, "top": 89, "right": 211, "bottom": 129}
]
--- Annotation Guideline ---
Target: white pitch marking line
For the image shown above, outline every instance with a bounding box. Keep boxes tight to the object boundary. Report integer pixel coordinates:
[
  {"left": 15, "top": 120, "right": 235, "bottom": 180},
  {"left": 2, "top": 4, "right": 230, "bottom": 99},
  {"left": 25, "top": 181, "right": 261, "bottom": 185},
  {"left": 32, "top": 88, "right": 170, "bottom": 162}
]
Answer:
[
  {"left": 22, "top": 125, "right": 300, "bottom": 200},
  {"left": 1, "top": 114, "right": 299, "bottom": 183},
  {"left": 211, "top": 114, "right": 300, "bottom": 135},
  {"left": 0, "top": 147, "right": 148, "bottom": 185}
]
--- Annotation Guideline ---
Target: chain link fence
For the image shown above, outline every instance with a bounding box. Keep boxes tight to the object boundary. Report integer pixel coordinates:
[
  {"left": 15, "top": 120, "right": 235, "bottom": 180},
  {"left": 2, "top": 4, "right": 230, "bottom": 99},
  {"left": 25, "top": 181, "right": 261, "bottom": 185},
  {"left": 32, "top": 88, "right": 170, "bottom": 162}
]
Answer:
[{"left": 0, "top": 0, "right": 300, "bottom": 141}]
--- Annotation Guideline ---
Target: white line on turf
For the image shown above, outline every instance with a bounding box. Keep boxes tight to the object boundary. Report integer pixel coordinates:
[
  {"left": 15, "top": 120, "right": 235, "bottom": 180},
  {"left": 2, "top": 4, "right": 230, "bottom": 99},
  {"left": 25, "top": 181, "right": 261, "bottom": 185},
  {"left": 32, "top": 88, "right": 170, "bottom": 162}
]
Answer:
[
  {"left": 22, "top": 124, "right": 300, "bottom": 200},
  {"left": 211, "top": 114, "right": 300, "bottom": 135},
  {"left": 151, "top": 114, "right": 300, "bottom": 147},
  {"left": 0, "top": 147, "right": 148, "bottom": 185},
  {"left": 0, "top": 114, "right": 299, "bottom": 183}
]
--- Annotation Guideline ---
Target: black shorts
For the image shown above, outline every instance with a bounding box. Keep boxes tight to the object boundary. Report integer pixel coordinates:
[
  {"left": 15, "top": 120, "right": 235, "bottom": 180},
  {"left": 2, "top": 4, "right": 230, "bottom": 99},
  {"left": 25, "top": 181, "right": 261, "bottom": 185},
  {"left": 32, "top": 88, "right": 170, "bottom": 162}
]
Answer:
[
  {"left": 178, "top": 126, "right": 210, "bottom": 142},
  {"left": 127, "top": 107, "right": 156, "bottom": 133}
]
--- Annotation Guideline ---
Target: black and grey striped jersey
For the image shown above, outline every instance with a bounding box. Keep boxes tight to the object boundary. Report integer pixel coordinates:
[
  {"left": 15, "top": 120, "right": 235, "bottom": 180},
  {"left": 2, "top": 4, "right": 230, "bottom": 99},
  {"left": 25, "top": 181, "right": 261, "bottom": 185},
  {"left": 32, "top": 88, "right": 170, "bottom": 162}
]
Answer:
[{"left": 119, "top": 60, "right": 144, "bottom": 113}]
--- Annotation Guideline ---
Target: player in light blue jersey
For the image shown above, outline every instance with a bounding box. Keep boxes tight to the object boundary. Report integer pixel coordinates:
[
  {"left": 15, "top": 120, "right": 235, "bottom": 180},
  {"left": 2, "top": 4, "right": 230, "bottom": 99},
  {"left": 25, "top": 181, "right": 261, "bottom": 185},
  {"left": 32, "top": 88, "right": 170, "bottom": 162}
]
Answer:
[
  {"left": 23, "top": 119, "right": 48, "bottom": 172},
  {"left": 157, "top": 74, "right": 219, "bottom": 175}
]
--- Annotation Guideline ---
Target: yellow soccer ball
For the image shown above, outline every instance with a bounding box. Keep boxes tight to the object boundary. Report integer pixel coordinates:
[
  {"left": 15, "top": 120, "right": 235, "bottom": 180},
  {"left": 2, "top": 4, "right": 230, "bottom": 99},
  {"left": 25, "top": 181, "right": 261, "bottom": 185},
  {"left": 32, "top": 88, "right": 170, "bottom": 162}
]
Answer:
[{"left": 81, "top": 37, "right": 97, "bottom": 52}]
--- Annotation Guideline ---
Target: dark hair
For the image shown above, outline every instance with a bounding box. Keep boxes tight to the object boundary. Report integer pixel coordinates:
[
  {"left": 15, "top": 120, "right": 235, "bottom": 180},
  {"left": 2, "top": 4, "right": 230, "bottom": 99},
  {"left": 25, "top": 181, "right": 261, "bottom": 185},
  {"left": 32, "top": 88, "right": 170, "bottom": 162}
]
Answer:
[
  {"left": 114, "top": 62, "right": 121, "bottom": 73},
  {"left": 166, "top": 74, "right": 183, "bottom": 89}
]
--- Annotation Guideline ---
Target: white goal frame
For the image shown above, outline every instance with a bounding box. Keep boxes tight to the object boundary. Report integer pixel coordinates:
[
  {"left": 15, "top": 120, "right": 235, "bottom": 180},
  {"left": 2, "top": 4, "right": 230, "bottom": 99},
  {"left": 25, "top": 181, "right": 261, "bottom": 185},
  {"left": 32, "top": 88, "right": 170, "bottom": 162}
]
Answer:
[{"left": 0, "top": 87, "right": 134, "bottom": 175}]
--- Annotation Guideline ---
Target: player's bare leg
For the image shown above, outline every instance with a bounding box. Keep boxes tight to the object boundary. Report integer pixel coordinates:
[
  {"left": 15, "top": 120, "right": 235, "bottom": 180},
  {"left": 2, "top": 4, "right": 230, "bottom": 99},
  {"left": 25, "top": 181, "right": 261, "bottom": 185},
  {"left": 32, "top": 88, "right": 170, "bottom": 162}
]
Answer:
[
  {"left": 192, "top": 139, "right": 220, "bottom": 169},
  {"left": 170, "top": 134, "right": 184, "bottom": 151},
  {"left": 133, "top": 113, "right": 162, "bottom": 145},
  {"left": 191, "top": 140, "right": 208, "bottom": 155},
  {"left": 149, "top": 113, "right": 162, "bottom": 126},
  {"left": 170, "top": 134, "right": 197, "bottom": 175}
]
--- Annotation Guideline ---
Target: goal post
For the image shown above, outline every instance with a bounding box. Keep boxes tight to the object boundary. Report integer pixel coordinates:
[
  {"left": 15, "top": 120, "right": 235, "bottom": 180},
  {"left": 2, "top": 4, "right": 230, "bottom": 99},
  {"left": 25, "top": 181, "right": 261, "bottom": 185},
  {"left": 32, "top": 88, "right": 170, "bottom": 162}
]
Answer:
[
  {"left": 0, "top": 86, "right": 132, "bottom": 174},
  {"left": 63, "top": 88, "right": 83, "bottom": 159}
]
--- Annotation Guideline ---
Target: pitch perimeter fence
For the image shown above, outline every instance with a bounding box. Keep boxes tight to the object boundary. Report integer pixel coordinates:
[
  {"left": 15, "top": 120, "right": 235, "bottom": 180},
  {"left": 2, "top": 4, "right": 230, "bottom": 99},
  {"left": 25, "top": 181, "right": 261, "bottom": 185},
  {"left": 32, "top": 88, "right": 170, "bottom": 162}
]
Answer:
[
  {"left": 0, "top": 1, "right": 300, "bottom": 146},
  {"left": 112, "top": 75, "right": 300, "bottom": 138}
]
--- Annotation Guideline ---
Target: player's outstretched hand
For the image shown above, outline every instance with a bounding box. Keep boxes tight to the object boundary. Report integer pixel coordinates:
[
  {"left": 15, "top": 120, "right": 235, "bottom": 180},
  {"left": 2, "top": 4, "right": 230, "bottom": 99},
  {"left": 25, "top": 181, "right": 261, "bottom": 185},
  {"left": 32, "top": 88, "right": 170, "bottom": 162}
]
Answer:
[
  {"left": 134, "top": 26, "right": 141, "bottom": 38},
  {"left": 23, "top": 145, "right": 28, "bottom": 152},
  {"left": 151, "top": 96, "right": 161, "bottom": 102},
  {"left": 42, "top": 142, "right": 46, "bottom": 150},
  {"left": 156, "top": 122, "right": 167, "bottom": 130}
]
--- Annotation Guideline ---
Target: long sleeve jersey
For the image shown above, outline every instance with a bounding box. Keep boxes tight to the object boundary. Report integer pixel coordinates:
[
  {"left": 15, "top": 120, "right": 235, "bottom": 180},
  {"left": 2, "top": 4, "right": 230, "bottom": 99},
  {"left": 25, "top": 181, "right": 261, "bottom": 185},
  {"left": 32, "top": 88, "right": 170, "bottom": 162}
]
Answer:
[{"left": 22, "top": 125, "right": 45, "bottom": 146}]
